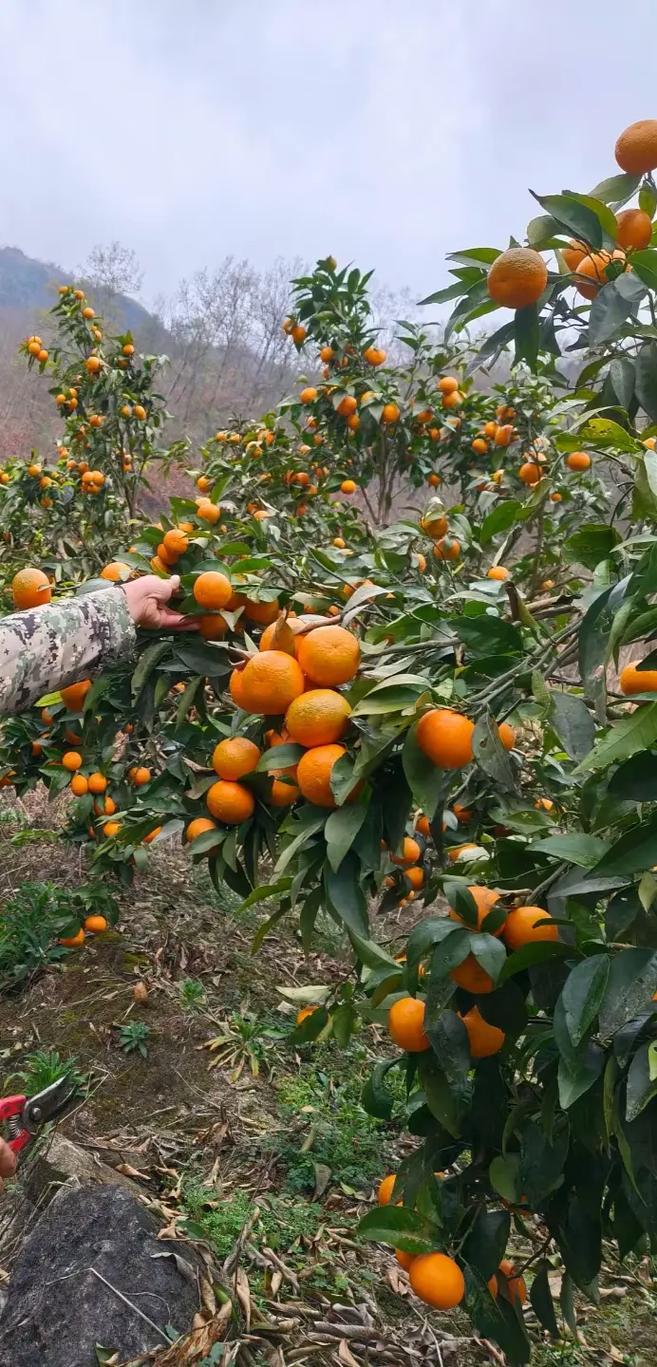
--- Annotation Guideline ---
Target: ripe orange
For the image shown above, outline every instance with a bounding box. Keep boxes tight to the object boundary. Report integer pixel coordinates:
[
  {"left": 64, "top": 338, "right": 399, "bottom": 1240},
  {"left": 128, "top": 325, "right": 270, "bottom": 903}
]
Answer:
[
  {"left": 132, "top": 766, "right": 151, "bottom": 786},
  {"left": 291, "top": 323, "right": 307, "bottom": 345},
  {"left": 460, "top": 1006, "right": 505, "bottom": 1058},
  {"left": 518, "top": 461, "right": 541, "bottom": 486},
  {"left": 616, "top": 208, "right": 653, "bottom": 251},
  {"left": 433, "top": 537, "right": 460, "bottom": 561},
  {"left": 337, "top": 395, "right": 358, "bottom": 418},
  {"left": 270, "top": 776, "right": 300, "bottom": 806},
  {"left": 193, "top": 571, "right": 233, "bottom": 610},
  {"left": 70, "top": 774, "right": 88, "bottom": 796},
  {"left": 186, "top": 817, "right": 218, "bottom": 842},
  {"left": 381, "top": 402, "right": 400, "bottom": 424},
  {"left": 229, "top": 668, "right": 249, "bottom": 709},
  {"left": 503, "top": 905, "right": 558, "bottom": 951},
  {"left": 565, "top": 451, "right": 591, "bottom": 472},
  {"left": 487, "top": 248, "right": 548, "bottom": 309},
  {"left": 417, "top": 710, "right": 474, "bottom": 769},
  {"left": 487, "top": 565, "right": 509, "bottom": 581},
  {"left": 88, "top": 772, "right": 108, "bottom": 794},
  {"left": 561, "top": 238, "right": 588, "bottom": 271},
  {"left": 85, "top": 915, "right": 108, "bottom": 933},
  {"left": 494, "top": 424, "right": 514, "bottom": 447},
  {"left": 472, "top": 437, "right": 488, "bottom": 456},
  {"left": 550, "top": 492, "right": 562, "bottom": 503},
  {"left": 198, "top": 614, "right": 228, "bottom": 639},
  {"left": 240, "top": 651, "right": 305, "bottom": 715},
  {"left": 143, "top": 826, "right": 161, "bottom": 843},
  {"left": 391, "top": 836, "right": 422, "bottom": 867},
  {"left": 11, "top": 567, "right": 52, "bottom": 610},
  {"left": 498, "top": 721, "right": 516, "bottom": 751},
  {"left": 296, "top": 743, "right": 356, "bottom": 808},
  {"left": 61, "top": 679, "right": 91, "bottom": 711},
  {"left": 405, "top": 866, "right": 425, "bottom": 890},
  {"left": 196, "top": 475, "right": 211, "bottom": 493},
  {"left": 296, "top": 625, "right": 360, "bottom": 687},
  {"left": 378, "top": 1174, "right": 397, "bottom": 1205},
  {"left": 615, "top": 119, "right": 657, "bottom": 175},
  {"left": 133, "top": 404, "right": 147, "bottom": 421},
  {"left": 498, "top": 1259, "right": 527, "bottom": 1306},
  {"left": 421, "top": 511, "right": 448, "bottom": 538},
  {"left": 212, "top": 736, "right": 261, "bottom": 780},
  {"left": 449, "top": 885, "right": 505, "bottom": 936},
  {"left": 319, "top": 345, "right": 334, "bottom": 362},
  {"left": 415, "top": 814, "right": 431, "bottom": 838},
  {"left": 441, "top": 390, "right": 463, "bottom": 410},
  {"left": 299, "top": 386, "right": 318, "bottom": 403},
  {"left": 620, "top": 662, "right": 657, "bottom": 694},
  {"left": 575, "top": 251, "right": 624, "bottom": 299},
  {"left": 100, "top": 561, "right": 131, "bottom": 582},
  {"left": 437, "top": 376, "right": 459, "bottom": 395},
  {"left": 59, "top": 928, "right": 85, "bottom": 949},
  {"left": 363, "top": 345, "right": 386, "bottom": 365},
  {"left": 409, "top": 1253, "right": 465, "bottom": 1310},
  {"left": 388, "top": 996, "right": 430, "bottom": 1052},
  {"left": 396, "top": 1250, "right": 415, "bottom": 1272},
  {"left": 341, "top": 479, "right": 357, "bottom": 494},
  {"left": 196, "top": 499, "right": 221, "bottom": 524},
  {"left": 85, "top": 355, "right": 102, "bottom": 374},
  {"left": 162, "top": 528, "right": 189, "bottom": 560},
  {"left": 285, "top": 688, "right": 351, "bottom": 747},
  {"left": 62, "top": 751, "right": 83, "bottom": 772},
  {"left": 206, "top": 779, "right": 255, "bottom": 824},
  {"left": 450, "top": 954, "right": 494, "bottom": 994},
  {"left": 243, "top": 598, "right": 280, "bottom": 625}
]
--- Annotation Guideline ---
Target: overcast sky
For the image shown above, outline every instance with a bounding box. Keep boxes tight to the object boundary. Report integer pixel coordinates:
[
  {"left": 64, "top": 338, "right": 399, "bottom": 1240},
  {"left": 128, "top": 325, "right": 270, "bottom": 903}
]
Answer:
[{"left": 2, "top": 0, "right": 656, "bottom": 308}]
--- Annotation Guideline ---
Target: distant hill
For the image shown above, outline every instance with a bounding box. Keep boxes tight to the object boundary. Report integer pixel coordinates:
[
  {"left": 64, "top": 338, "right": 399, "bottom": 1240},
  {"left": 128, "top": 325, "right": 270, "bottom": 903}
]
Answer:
[{"left": 0, "top": 246, "right": 152, "bottom": 333}]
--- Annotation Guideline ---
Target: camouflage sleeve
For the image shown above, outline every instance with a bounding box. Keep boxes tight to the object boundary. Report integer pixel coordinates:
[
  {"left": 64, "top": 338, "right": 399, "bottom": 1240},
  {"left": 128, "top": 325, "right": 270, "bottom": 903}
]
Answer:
[{"left": 0, "top": 588, "right": 136, "bottom": 714}]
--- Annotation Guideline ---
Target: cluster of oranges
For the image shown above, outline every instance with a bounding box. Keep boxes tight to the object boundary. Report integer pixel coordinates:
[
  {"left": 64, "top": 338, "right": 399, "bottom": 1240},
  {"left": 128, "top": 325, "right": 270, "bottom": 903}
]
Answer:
[{"left": 24, "top": 334, "right": 49, "bottom": 365}]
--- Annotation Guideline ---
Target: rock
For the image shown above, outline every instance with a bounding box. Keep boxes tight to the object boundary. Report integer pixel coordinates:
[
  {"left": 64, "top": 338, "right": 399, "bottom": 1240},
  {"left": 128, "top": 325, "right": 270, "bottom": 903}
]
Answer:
[
  {"left": 24, "top": 1134, "right": 140, "bottom": 1205},
  {"left": 0, "top": 1183, "right": 202, "bottom": 1367}
]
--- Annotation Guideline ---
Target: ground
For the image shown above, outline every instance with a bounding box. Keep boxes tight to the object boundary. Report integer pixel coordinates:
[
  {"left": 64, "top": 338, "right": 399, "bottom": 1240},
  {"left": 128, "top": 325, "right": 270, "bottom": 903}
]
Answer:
[{"left": 0, "top": 795, "right": 655, "bottom": 1366}]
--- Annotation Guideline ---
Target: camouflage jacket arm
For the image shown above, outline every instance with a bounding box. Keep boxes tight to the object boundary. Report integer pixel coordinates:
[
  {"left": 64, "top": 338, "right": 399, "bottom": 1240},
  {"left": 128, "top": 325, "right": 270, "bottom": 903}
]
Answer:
[{"left": 0, "top": 589, "right": 137, "bottom": 714}]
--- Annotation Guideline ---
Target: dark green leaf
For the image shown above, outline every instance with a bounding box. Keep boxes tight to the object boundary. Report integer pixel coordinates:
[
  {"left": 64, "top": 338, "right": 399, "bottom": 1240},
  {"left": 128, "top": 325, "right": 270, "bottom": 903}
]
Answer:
[
  {"left": 589, "top": 172, "right": 641, "bottom": 205},
  {"left": 417, "top": 1053, "right": 463, "bottom": 1136},
  {"left": 489, "top": 1154, "right": 520, "bottom": 1202},
  {"left": 427, "top": 1010, "right": 470, "bottom": 1084},
  {"left": 530, "top": 833, "right": 608, "bottom": 867},
  {"left": 635, "top": 342, "right": 657, "bottom": 422},
  {"left": 514, "top": 303, "right": 539, "bottom": 368},
  {"left": 579, "top": 703, "right": 657, "bottom": 773},
  {"left": 465, "top": 1266, "right": 531, "bottom": 1366},
  {"left": 609, "top": 750, "right": 657, "bottom": 800},
  {"left": 599, "top": 948, "right": 657, "bottom": 1037},
  {"left": 558, "top": 1042, "right": 605, "bottom": 1108},
  {"left": 402, "top": 726, "right": 445, "bottom": 820},
  {"left": 357, "top": 1204, "right": 437, "bottom": 1254},
  {"left": 593, "top": 811, "right": 657, "bottom": 875},
  {"left": 324, "top": 853, "right": 368, "bottom": 935},
  {"left": 480, "top": 499, "right": 526, "bottom": 545},
  {"left": 462, "top": 1209, "right": 510, "bottom": 1279},
  {"left": 550, "top": 692, "right": 596, "bottom": 762},
  {"left": 362, "top": 1059, "right": 399, "bottom": 1120},
  {"left": 588, "top": 275, "right": 643, "bottom": 345},
  {"left": 473, "top": 712, "right": 516, "bottom": 791},
  {"left": 565, "top": 523, "right": 621, "bottom": 570},
  {"left": 626, "top": 1042, "right": 657, "bottom": 1121},
  {"left": 530, "top": 191, "right": 602, "bottom": 249},
  {"left": 325, "top": 804, "right": 367, "bottom": 872},
  {"left": 561, "top": 955, "right": 610, "bottom": 1047},
  {"left": 629, "top": 249, "right": 657, "bottom": 293},
  {"left": 530, "top": 1263, "right": 559, "bottom": 1337}
]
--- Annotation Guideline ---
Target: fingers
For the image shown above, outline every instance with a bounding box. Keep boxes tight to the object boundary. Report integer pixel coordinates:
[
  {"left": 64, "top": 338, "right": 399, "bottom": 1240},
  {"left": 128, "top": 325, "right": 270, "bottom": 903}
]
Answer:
[
  {"left": 0, "top": 1139, "right": 17, "bottom": 1180},
  {"left": 157, "top": 608, "right": 199, "bottom": 630}
]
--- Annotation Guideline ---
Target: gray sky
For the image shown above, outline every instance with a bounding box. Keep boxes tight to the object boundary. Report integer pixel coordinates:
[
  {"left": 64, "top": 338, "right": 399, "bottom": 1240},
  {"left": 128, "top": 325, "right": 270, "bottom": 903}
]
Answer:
[{"left": 2, "top": 0, "right": 656, "bottom": 307}]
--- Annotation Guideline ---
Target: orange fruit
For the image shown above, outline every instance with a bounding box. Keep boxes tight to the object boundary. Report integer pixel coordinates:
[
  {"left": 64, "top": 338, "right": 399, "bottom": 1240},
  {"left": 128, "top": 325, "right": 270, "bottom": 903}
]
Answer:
[
  {"left": 243, "top": 598, "right": 280, "bottom": 625},
  {"left": 88, "top": 772, "right": 108, "bottom": 794},
  {"left": 396, "top": 1249, "right": 415, "bottom": 1271},
  {"left": 299, "top": 386, "right": 318, "bottom": 403},
  {"left": 378, "top": 1174, "right": 397, "bottom": 1204},
  {"left": 615, "top": 119, "right": 657, "bottom": 175},
  {"left": 415, "top": 814, "right": 431, "bottom": 838},
  {"left": 494, "top": 424, "right": 514, "bottom": 447},
  {"left": 212, "top": 736, "right": 261, "bottom": 780},
  {"left": 337, "top": 395, "right": 358, "bottom": 418},
  {"left": 196, "top": 499, "right": 221, "bottom": 524},
  {"left": 198, "top": 614, "right": 229, "bottom": 639},
  {"left": 450, "top": 954, "right": 494, "bottom": 994},
  {"left": 363, "top": 345, "right": 386, "bottom": 365},
  {"left": 11, "top": 567, "right": 52, "bottom": 610},
  {"left": 535, "top": 796, "right": 555, "bottom": 812},
  {"left": 59, "top": 928, "right": 85, "bottom": 948},
  {"left": 449, "top": 885, "right": 505, "bottom": 936},
  {"left": 61, "top": 679, "right": 91, "bottom": 711},
  {"left": 229, "top": 668, "right": 249, "bottom": 709},
  {"left": 100, "top": 561, "right": 131, "bottom": 582},
  {"left": 84, "top": 915, "right": 108, "bottom": 933},
  {"left": 409, "top": 1253, "right": 465, "bottom": 1310},
  {"left": 388, "top": 996, "right": 430, "bottom": 1052},
  {"left": 291, "top": 323, "right": 307, "bottom": 344},
  {"left": 85, "top": 355, "right": 102, "bottom": 374},
  {"left": 498, "top": 1259, "right": 527, "bottom": 1306},
  {"left": 442, "top": 390, "right": 463, "bottom": 410},
  {"left": 405, "top": 866, "right": 425, "bottom": 890},
  {"left": 437, "top": 376, "right": 459, "bottom": 395},
  {"left": 498, "top": 721, "right": 516, "bottom": 750},
  {"left": 503, "top": 905, "right": 557, "bottom": 952},
  {"left": 196, "top": 474, "right": 211, "bottom": 493},
  {"left": 133, "top": 404, "right": 147, "bottom": 421},
  {"left": 487, "top": 1274, "right": 499, "bottom": 1297},
  {"left": 616, "top": 208, "right": 653, "bottom": 251},
  {"left": 143, "top": 826, "right": 161, "bottom": 844},
  {"left": 417, "top": 710, "right": 474, "bottom": 769},
  {"left": 319, "top": 345, "right": 334, "bottom": 362},
  {"left": 285, "top": 689, "right": 351, "bottom": 747},
  {"left": 206, "top": 779, "right": 255, "bottom": 823},
  {"left": 460, "top": 1006, "right": 505, "bottom": 1058},
  {"left": 62, "top": 750, "right": 83, "bottom": 772},
  {"left": 472, "top": 437, "right": 488, "bottom": 456},
  {"left": 186, "top": 817, "right": 218, "bottom": 843},
  {"left": 433, "top": 537, "right": 460, "bottom": 561},
  {"left": 341, "top": 479, "right": 357, "bottom": 494},
  {"left": 561, "top": 239, "right": 588, "bottom": 272},
  {"left": 487, "top": 565, "right": 509, "bottom": 581},
  {"left": 550, "top": 492, "right": 562, "bottom": 503},
  {"left": 269, "top": 774, "right": 299, "bottom": 805},
  {"left": 518, "top": 461, "right": 541, "bottom": 485},
  {"left": 421, "top": 512, "right": 448, "bottom": 538},
  {"left": 193, "top": 571, "right": 233, "bottom": 610},
  {"left": 620, "top": 662, "right": 657, "bottom": 694},
  {"left": 575, "top": 251, "right": 623, "bottom": 299},
  {"left": 132, "top": 766, "right": 151, "bottom": 786},
  {"left": 565, "top": 451, "right": 591, "bottom": 471},
  {"left": 487, "top": 248, "right": 548, "bottom": 309},
  {"left": 70, "top": 774, "right": 88, "bottom": 796},
  {"left": 381, "top": 402, "right": 400, "bottom": 424},
  {"left": 391, "top": 836, "right": 422, "bottom": 867},
  {"left": 162, "top": 528, "right": 189, "bottom": 559},
  {"left": 240, "top": 651, "right": 305, "bottom": 715},
  {"left": 102, "top": 796, "right": 117, "bottom": 815},
  {"left": 296, "top": 625, "right": 360, "bottom": 687},
  {"left": 296, "top": 743, "right": 357, "bottom": 808}
]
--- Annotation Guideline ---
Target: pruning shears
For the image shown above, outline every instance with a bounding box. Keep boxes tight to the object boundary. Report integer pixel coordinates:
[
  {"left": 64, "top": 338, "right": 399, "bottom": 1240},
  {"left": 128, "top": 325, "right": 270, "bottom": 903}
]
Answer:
[{"left": 0, "top": 1076, "right": 77, "bottom": 1158}]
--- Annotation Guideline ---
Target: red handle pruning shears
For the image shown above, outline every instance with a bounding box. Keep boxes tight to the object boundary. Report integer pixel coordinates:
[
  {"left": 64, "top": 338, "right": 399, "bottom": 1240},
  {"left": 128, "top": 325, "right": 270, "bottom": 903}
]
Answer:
[{"left": 0, "top": 1076, "right": 76, "bottom": 1157}]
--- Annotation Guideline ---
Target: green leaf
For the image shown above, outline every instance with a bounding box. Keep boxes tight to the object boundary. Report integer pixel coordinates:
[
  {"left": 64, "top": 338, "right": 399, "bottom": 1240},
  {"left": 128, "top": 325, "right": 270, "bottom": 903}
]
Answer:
[
  {"left": 592, "top": 811, "right": 657, "bottom": 875},
  {"left": 589, "top": 172, "right": 641, "bottom": 205},
  {"left": 462, "top": 1209, "right": 510, "bottom": 1279},
  {"left": 626, "top": 1042, "right": 657, "bottom": 1121},
  {"left": 526, "top": 213, "right": 562, "bottom": 248},
  {"left": 468, "top": 931, "right": 507, "bottom": 982},
  {"left": 479, "top": 499, "right": 526, "bottom": 545},
  {"left": 578, "top": 703, "right": 657, "bottom": 773},
  {"left": 256, "top": 743, "right": 304, "bottom": 773},
  {"left": 609, "top": 750, "right": 657, "bottom": 800},
  {"left": 565, "top": 523, "right": 621, "bottom": 570},
  {"left": 530, "top": 191, "right": 602, "bottom": 249},
  {"left": 473, "top": 712, "right": 516, "bottom": 791},
  {"left": 402, "top": 725, "right": 445, "bottom": 819},
  {"left": 575, "top": 417, "right": 637, "bottom": 452},
  {"left": 599, "top": 947, "right": 657, "bottom": 1037},
  {"left": 530, "top": 833, "right": 608, "bottom": 868},
  {"left": 588, "top": 274, "right": 643, "bottom": 345},
  {"left": 417, "top": 1053, "right": 462, "bottom": 1136},
  {"left": 499, "top": 941, "right": 569, "bottom": 981},
  {"left": 324, "top": 853, "right": 369, "bottom": 935},
  {"left": 362, "top": 1060, "right": 399, "bottom": 1120},
  {"left": 529, "top": 1262, "right": 559, "bottom": 1337},
  {"left": 357, "top": 1204, "right": 438, "bottom": 1255},
  {"left": 562, "top": 190, "right": 618, "bottom": 239},
  {"left": 561, "top": 955, "right": 610, "bottom": 1046},
  {"left": 514, "top": 303, "right": 539, "bottom": 369},
  {"left": 549, "top": 692, "right": 596, "bottom": 762},
  {"left": 426, "top": 1010, "right": 470, "bottom": 1084},
  {"left": 131, "top": 640, "right": 170, "bottom": 700},
  {"left": 610, "top": 356, "right": 636, "bottom": 409},
  {"left": 635, "top": 342, "right": 657, "bottom": 423},
  {"left": 464, "top": 1266, "right": 531, "bottom": 1366},
  {"left": 558, "top": 1041, "right": 605, "bottom": 1108},
  {"left": 325, "top": 804, "right": 367, "bottom": 872},
  {"left": 455, "top": 616, "right": 522, "bottom": 658},
  {"left": 640, "top": 184, "right": 657, "bottom": 217},
  {"left": 489, "top": 1154, "right": 520, "bottom": 1203},
  {"left": 628, "top": 248, "right": 657, "bottom": 292},
  {"left": 560, "top": 1271, "right": 578, "bottom": 1337}
]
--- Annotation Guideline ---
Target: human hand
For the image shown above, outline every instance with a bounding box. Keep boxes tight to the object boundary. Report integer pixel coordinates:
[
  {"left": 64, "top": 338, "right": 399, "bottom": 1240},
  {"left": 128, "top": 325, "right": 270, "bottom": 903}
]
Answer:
[
  {"left": 122, "top": 576, "right": 198, "bottom": 631},
  {"left": 0, "top": 1138, "right": 17, "bottom": 1188}
]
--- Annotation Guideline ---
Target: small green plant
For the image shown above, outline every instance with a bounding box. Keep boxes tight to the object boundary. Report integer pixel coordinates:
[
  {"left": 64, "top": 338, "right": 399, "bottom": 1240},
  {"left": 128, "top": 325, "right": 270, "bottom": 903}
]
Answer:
[
  {"left": 179, "top": 978, "right": 206, "bottom": 1013},
  {"left": 203, "top": 1012, "right": 282, "bottom": 1080},
  {"left": 5, "top": 1048, "right": 85, "bottom": 1097},
  {"left": 0, "top": 881, "right": 119, "bottom": 990},
  {"left": 117, "top": 1021, "right": 151, "bottom": 1057}
]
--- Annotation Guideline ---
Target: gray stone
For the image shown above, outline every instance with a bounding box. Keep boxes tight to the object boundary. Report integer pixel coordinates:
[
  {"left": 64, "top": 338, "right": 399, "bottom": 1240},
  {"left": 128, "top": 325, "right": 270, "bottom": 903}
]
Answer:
[{"left": 0, "top": 1183, "right": 202, "bottom": 1367}]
